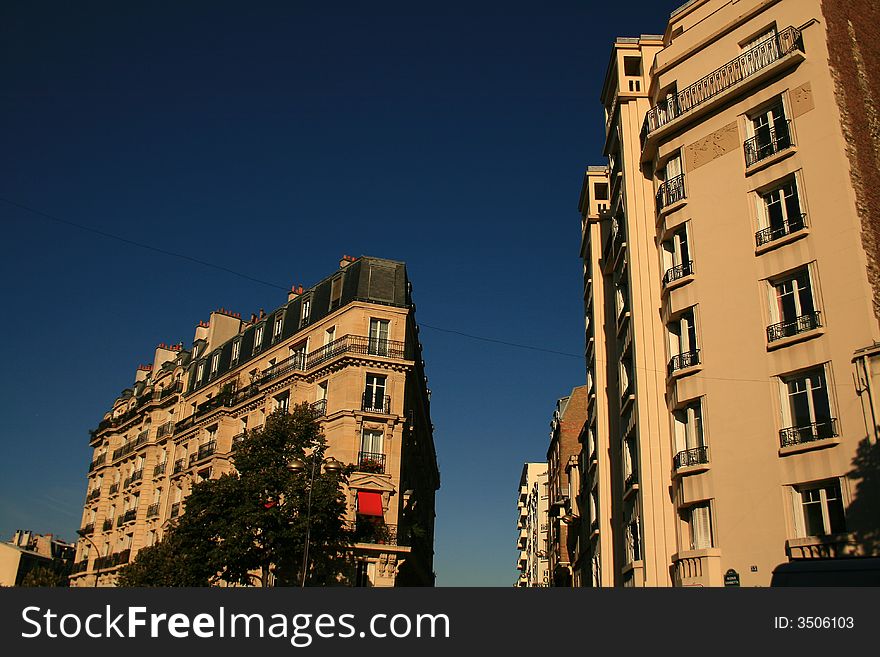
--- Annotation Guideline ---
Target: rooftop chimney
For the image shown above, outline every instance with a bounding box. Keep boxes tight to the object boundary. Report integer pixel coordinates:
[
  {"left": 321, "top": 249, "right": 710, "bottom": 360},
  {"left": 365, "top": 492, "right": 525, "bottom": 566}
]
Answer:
[
  {"left": 288, "top": 285, "right": 305, "bottom": 302},
  {"left": 339, "top": 254, "right": 357, "bottom": 269}
]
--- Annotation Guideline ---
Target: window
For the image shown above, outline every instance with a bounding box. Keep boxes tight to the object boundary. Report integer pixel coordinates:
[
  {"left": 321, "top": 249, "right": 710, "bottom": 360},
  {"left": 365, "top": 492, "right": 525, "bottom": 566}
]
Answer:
[
  {"left": 795, "top": 481, "right": 846, "bottom": 537},
  {"left": 673, "top": 400, "right": 707, "bottom": 468},
  {"left": 661, "top": 225, "right": 692, "bottom": 285},
  {"left": 210, "top": 352, "right": 219, "bottom": 377},
  {"left": 623, "top": 438, "right": 637, "bottom": 488},
  {"left": 619, "top": 354, "right": 633, "bottom": 398},
  {"left": 657, "top": 152, "right": 685, "bottom": 211},
  {"left": 780, "top": 367, "right": 836, "bottom": 445},
  {"left": 290, "top": 341, "right": 307, "bottom": 369},
  {"left": 355, "top": 560, "right": 375, "bottom": 587},
  {"left": 273, "top": 314, "right": 284, "bottom": 341},
  {"left": 273, "top": 391, "right": 290, "bottom": 413},
  {"left": 363, "top": 374, "right": 387, "bottom": 412},
  {"left": 196, "top": 362, "right": 205, "bottom": 381},
  {"left": 767, "top": 268, "right": 820, "bottom": 342},
  {"left": 231, "top": 339, "right": 241, "bottom": 364},
  {"left": 368, "top": 318, "right": 390, "bottom": 356},
  {"left": 253, "top": 325, "right": 265, "bottom": 353},
  {"left": 757, "top": 179, "right": 805, "bottom": 246},
  {"left": 667, "top": 309, "right": 699, "bottom": 373},
  {"left": 300, "top": 297, "right": 311, "bottom": 327},
  {"left": 746, "top": 101, "right": 791, "bottom": 166},
  {"left": 741, "top": 26, "right": 778, "bottom": 62},
  {"left": 317, "top": 381, "right": 328, "bottom": 401},
  {"left": 614, "top": 279, "right": 629, "bottom": 320},
  {"left": 360, "top": 428, "right": 384, "bottom": 455},
  {"left": 325, "top": 326, "right": 336, "bottom": 345},
  {"left": 686, "top": 502, "right": 714, "bottom": 550},
  {"left": 329, "top": 276, "right": 344, "bottom": 311}
]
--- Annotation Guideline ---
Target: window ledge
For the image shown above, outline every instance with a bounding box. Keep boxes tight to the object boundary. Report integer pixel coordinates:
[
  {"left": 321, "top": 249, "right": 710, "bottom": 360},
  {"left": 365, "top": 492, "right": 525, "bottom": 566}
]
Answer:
[
  {"left": 745, "top": 145, "right": 797, "bottom": 176},
  {"left": 661, "top": 273, "right": 695, "bottom": 296},
  {"left": 778, "top": 436, "right": 840, "bottom": 457},
  {"left": 673, "top": 462, "right": 710, "bottom": 477},
  {"left": 766, "top": 326, "right": 824, "bottom": 351},
  {"left": 755, "top": 227, "right": 809, "bottom": 255},
  {"left": 668, "top": 363, "right": 703, "bottom": 381},
  {"left": 657, "top": 197, "right": 687, "bottom": 219}
]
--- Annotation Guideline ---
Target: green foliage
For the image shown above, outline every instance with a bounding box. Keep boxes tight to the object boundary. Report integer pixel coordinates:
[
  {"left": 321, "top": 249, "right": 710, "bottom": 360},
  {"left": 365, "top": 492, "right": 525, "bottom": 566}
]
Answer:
[
  {"left": 20, "top": 565, "right": 69, "bottom": 587},
  {"left": 118, "top": 404, "right": 352, "bottom": 587}
]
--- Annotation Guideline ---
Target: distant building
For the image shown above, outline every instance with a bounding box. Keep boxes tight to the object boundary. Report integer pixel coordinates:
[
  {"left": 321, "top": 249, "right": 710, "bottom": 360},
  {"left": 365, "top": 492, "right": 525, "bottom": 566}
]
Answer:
[
  {"left": 72, "top": 256, "right": 439, "bottom": 587},
  {"left": 579, "top": 0, "right": 880, "bottom": 586},
  {"left": 515, "top": 463, "right": 549, "bottom": 587},
  {"left": 0, "top": 530, "right": 74, "bottom": 586}
]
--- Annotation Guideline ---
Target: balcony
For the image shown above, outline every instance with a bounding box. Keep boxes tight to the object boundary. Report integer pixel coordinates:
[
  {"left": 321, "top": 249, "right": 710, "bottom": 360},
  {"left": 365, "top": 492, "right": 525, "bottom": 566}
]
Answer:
[
  {"left": 172, "top": 458, "right": 185, "bottom": 475},
  {"left": 71, "top": 560, "right": 89, "bottom": 575},
  {"left": 170, "top": 502, "right": 181, "bottom": 518},
  {"left": 102, "top": 519, "right": 113, "bottom": 531},
  {"left": 673, "top": 446, "right": 709, "bottom": 470},
  {"left": 310, "top": 398, "right": 327, "bottom": 417},
  {"left": 656, "top": 174, "right": 686, "bottom": 213},
  {"left": 668, "top": 349, "right": 701, "bottom": 376},
  {"left": 744, "top": 120, "right": 793, "bottom": 168},
  {"left": 347, "top": 521, "right": 410, "bottom": 547},
  {"left": 306, "top": 335, "right": 406, "bottom": 369},
  {"left": 356, "top": 451, "right": 386, "bottom": 474},
  {"left": 81, "top": 523, "right": 95, "bottom": 535},
  {"left": 756, "top": 213, "right": 807, "bottom": 247},
  {"left": 640, "top": 26, "right": 804, "bottom": 148},
  {"left": 118, "top": 509, "right": 137, "bottom": 525},
  {"left": 88, "top": 453, "right": 106, "bottom": 472},
  {"left": 662, "top": 260, "right": 693, "bottom": 287},
  {"left": 155, "top": 421, "right": 175, "bottom": 439},
  {"left": 86, "top": 489, "right": 101, "bottom": 502},
  {"left": 109, "top": 482, "right": 119, "bottom": 495},
  {"left": 766, "top": 311, "right": 821, "bottom": 343},
  {"left": 785, "top": 533, "right": 860, "bottom": 560},
  {"left": 672, "top": 549, "right": 724, "bottom": 587},
  {"left": 153, "top": 461, "right": 167, "bottom": 476},
  {"left": 196, "top": 440, "right": 216, "bottom": 462},
  {"left": 779, "top": 418, "right": 838, "bottom": 448},
  {"left": 123, "top": 469, "right": 143, "bottom": 488},
  {"left": 146, "top": 503, "right": 160, "bottom": 518},
  {"left": 362, "top": 393, "right": 391, "bottom": 415}
]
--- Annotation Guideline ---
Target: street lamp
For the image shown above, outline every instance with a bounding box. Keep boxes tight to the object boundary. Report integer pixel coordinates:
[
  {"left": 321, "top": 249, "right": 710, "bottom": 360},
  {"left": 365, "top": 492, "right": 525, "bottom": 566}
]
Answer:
[
  {"left": 76, "top": 529, "right": 101, "bottom": 588},
  {"left": 287, "top": 455, "right": 344, "bottom": 587}
]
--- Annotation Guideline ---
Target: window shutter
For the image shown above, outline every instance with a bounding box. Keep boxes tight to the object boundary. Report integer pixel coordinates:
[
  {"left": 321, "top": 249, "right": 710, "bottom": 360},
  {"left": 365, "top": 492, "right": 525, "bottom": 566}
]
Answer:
[{"left": 691, "top": 504, "right": 712, "bottom": 549}]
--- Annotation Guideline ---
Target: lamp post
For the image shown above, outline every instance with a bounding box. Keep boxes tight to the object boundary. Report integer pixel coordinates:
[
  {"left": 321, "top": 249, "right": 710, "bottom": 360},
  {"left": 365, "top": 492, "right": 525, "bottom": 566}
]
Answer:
[
  {"left": 287, "top": 455, "right": 343, "bottom": 587},
  {"left": 76, "top": 529, "right": 101, "bottom": 588}
]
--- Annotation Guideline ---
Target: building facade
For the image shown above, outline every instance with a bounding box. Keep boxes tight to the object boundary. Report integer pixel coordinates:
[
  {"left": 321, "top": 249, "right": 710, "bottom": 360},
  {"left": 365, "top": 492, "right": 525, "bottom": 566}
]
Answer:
[
  {"left": 71, "top": 255, "right": 440, "bottom": 587},
  {"left": 516, "top": 462, "right": 549, "bottom": 587},
  {"left": 0, "top": 531, "right": 74, "bottom": 587},
  {"left": 580, "top": 0, "right": 880, "bottom": 586}
]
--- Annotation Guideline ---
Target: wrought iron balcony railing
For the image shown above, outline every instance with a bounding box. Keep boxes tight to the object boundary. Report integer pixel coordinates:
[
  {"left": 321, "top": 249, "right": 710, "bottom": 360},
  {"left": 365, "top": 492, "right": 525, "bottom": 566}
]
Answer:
[
  {"left": 673, "top": 446, "right": 710, "bottom": 469},
  {"left": 310, "top": 398, "right": 327, "bottom": 417},
  {"left": 88, "top": 453, "right": 106, "bottom": 472},
  {"left": 156, "top": 421, "right": 175, "bottom": 439},
  {"left": 662, "top": 260, "right": 693, "bottom": 286},
  {"left": 755, "top": 213, "right": 807, "bottom": 247},
  {"left": 172, "top": 458, "right": 185, "bottom": 474},
  {"left": 766, "top": 311, "right": 821, "bottom": 343},
  {"left": 640, "top": 26, "right": 804, "bottom": 145},
  {"left": 656, "top": 174, "right": 686, "bottom": 212},
  {"left": 356, "top": 451, "right": 386, "bottom": 474},
  {"left": 346, "top": 521, "right": 409, "bottom": 547},
  {"left": 102, "top": 519, "right": 113, "bottom": 531},
  {"left": 81, "top": 523, "right": 95, "bottom": 535},
  {"left": 744, "top": 120, "right": 793, "bottom": 167},
  {"left": 153, "top": 461, "right": 167, "bottom": 476},
  {"left": 86, "top": 489, "right": 101, "bottom": 502},
  {"left": 170, "top": 502, "right": 181, "bottom": 518},
  {"left": 196, "top": 440, "right": 216, "bottom": 462},
  {"left": 668, "top": 349, "right": 700, "bottom": 375},
  {"left": 123, "top": 469, "right": 143, "bottom": 488},
  {"left": 362, "top": 393, "right": 391, "bottom": 414},
  {"left": 108, "top": 482, "right": 119, "bottom": 495},
  {"left": 779, "top": 418, "right": 838, "bottom": 447},
  {"left": 146, "top": 503, "right": 160, "bottom": 518}
]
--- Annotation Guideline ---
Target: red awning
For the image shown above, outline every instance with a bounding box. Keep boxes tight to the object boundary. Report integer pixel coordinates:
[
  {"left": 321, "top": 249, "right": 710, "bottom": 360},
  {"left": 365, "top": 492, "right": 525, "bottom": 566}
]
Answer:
[{"left": 357, "top": 491, "right": 384, "bottom": 517}]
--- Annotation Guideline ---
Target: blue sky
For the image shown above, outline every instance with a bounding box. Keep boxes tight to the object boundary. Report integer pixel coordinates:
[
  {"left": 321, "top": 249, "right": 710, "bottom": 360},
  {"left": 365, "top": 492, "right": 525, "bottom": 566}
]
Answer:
[{"left": 0, "top": 0, "right": 672, "bottom": 586}]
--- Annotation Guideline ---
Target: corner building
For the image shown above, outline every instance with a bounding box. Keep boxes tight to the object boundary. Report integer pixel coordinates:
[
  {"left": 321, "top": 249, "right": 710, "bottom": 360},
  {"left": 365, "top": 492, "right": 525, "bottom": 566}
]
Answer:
[
  {"left": 71, "top": 256, "right": 439, "bottom": 587},
  {"left": 581, "top": 0, "right": 880, "bottom": 586}
]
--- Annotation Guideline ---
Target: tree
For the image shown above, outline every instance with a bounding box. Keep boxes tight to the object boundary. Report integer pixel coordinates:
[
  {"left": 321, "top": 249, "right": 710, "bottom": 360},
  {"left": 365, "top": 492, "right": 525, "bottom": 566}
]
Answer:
[
  {"left": 118, "top": 404, "right": 352, "bottom": 586},
  {"left": 21, "top": 564, "right": 69, "bottom": 587}
]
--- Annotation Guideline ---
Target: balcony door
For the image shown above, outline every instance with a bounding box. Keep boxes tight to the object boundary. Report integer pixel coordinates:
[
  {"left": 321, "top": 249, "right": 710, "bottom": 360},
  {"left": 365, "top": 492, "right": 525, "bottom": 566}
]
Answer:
[
  {"left": 364, "top": 374, "right": 387, "bottom": 412},
  {"left": 751, "top": 103, "right": 789, "bottom": 160},
  {"left": 368, "top": 318, "right": 390, "bottom": 356},
  {"left": 783, "top": 368, "right": 832, "bottom": 436},
  {"left": 771, "top": 269, "right": 815, "bottom": 326},
  {"left": 762, "top": 180, "right": 804, "bottom": 240}
]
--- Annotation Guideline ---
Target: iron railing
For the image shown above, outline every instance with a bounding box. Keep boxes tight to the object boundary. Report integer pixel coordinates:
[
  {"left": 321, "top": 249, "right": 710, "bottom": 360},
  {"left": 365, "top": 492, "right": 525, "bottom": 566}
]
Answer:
[
  {"left": 640, "top": 26, "right": 804, "bottom": 144},
  {"left": 310, "top": 398, "right": 327, "bottom": 416},
  {"left": 196, "top": 440, "right": 216, "bottom": 461},
  {"left": 779, "top": 418, "right": 838, "bottom": 447},
  {"left": 662, "top": 260, "right": 693, "bottom": 286},
  {"left": 766, "top": 311, "right": 821, "bottom": 342},
  {"left": 346, "top": 521, "right": 409, "bottom": 547},
  {"left": 81, "top": 523, "right": 95, "bottom": 535},
  {"left": 102, "top": 519, "right": 113, "bottom": 532},
  {"left": 86, "top": 489, "right": 101, "bottom": 502},
  {"left": 755, "top": 213, "right": 807, "bottom": 247},
  {"left": 146, "top": 503, "right": 160, "bottom": 518},
  {"left": 172, "top": 458, "right": 185, "bottom": 474},
  {"left": 123, "top": 469, "right": 143, "bottom": 488},
  {"left": 656, "top": 174, "right": 686, "bottom": 212},
  {"left": 362, "top": 393, "right": 391, "bottom": 414},
  {"left": 153, "top": 461, "right": 167, "bottom": 476},
  {"left": 357, "top": 451, "right": 386, "bottom": 474},
  {"left": 156, "top": 421, "right": 175, "bottom": 439},
  {"left": 88, "top": 453, "right": 106, "bottom": 471},
  {"left": 109, "top": 482, "right": 119, "bottom": 495},
  {"left": 744, "top": 119, "right": 793, "bottom": 167},
  {"left": 673, "top": 446, "right": 710, "bottom": 469},
  {"left": 668, "top": 349, "right": 701, "bottom": 375}
]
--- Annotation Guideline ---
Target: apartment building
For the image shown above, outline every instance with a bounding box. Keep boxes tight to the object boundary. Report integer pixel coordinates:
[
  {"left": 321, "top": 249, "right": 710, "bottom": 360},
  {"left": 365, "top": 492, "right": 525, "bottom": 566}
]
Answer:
[
  {"left": 546, "top": 387, "right": 587, "bottom": 587},
  {"left": 516, "top": 462, "right": 549, "bottom": 587},
  {"left": 71, "top": 255, "right": 440, "bottom": 587},
  {"left": 580, "top": 0, "right": 880, "bottom": 586}
]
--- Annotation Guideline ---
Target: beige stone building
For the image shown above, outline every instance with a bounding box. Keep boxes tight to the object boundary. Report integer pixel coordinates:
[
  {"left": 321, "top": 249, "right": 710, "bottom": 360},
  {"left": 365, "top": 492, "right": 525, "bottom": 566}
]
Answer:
[
  {"left": 515, "top": 462, "right": 549, "bottom": 587},
  {"left": 0, "top": 530, "right": 74, "bottom": 587},
  {"left": 71, "top": 255, "right": 439, "bottom": 587},
  {"left": 579, "top": 0, "right": 880, "bottom": 586}
]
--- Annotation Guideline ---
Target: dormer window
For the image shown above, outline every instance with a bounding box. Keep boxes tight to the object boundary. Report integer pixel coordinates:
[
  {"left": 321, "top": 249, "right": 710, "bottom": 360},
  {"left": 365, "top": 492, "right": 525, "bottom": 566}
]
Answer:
[
  {"left": 254, "top": 325, "right": 265, "bottom": 353},
  {"left": 273, "top": 314, "right": 284, "bottom": 341},
  {"left": 210, "top": 352, "right": 220, "bottom": 378},
  {"left": 231, "top": 339, "right": 241, "bottom": 364},
  {"left": 196, "top": 362, "right": 205, "bottom": 381},
  {"left": 300, "top": 297, "right": 312, "bottom": 328},
  {"left": 329, "top": 276, "right": 344, "bottom": 311}
]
